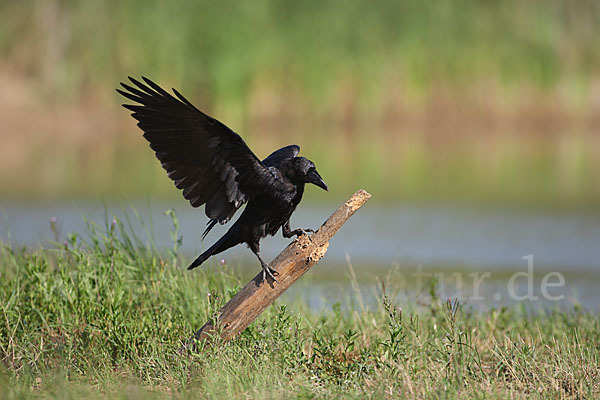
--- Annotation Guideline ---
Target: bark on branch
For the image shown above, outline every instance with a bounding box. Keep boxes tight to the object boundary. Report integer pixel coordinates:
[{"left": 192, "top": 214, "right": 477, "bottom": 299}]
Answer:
[{"left": 181, "top": 189, "right": 371, "bottom": 350}]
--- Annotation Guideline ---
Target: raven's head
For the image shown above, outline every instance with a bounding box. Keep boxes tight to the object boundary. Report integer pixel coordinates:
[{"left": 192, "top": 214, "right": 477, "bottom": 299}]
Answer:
[{"left": 286, "top": 157, "right": 328, "bottom": 191}]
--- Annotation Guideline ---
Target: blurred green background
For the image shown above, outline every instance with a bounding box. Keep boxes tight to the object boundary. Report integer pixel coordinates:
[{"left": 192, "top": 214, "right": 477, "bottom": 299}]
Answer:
[{"left": 1, "top": 0, "right": 599, "bottom": 207}]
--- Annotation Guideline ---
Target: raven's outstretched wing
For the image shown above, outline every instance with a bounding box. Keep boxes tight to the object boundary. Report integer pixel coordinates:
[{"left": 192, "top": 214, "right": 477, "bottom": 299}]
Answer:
[
  {"left": 117, "top": 77, "right": 281, "bottom": 222},
  {"left": 262, "top": 145, "right": 300, "bottom": 168}
]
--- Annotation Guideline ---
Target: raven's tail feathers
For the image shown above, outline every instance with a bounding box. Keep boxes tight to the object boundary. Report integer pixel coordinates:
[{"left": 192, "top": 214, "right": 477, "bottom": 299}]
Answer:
[
  {"left": 188, "top": 228, "right": 238, "bottom": 270},
  {"left": 187, "top": 249, "right": 212, "bottom": 270}
]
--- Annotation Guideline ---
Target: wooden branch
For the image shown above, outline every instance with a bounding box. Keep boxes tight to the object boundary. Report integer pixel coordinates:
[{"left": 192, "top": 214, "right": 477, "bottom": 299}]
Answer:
[{"left": 181, "top": 189, "right": 371, "bottom": 351}]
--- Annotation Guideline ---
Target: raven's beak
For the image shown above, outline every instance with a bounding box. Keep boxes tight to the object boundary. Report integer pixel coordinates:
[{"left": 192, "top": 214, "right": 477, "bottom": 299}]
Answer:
[{"left": 309, "top": 169, "right": 328, "bottom": 191}]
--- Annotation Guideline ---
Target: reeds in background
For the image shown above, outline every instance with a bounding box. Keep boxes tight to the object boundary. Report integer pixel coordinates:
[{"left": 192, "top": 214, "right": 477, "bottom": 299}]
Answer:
[{"left": 1, "top": 0, "right": 599, "bottom": 206}]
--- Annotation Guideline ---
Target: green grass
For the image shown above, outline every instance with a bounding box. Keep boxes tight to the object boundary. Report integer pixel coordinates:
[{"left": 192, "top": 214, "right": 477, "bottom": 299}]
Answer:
[{"left": 1, "top": 213, "right": 599, "bottom": 398}]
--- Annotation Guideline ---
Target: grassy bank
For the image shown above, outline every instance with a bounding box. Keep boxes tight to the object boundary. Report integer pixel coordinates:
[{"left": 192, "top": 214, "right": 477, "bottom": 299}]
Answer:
[{"left": 1, "top": 216, "right": 599, "bottom": 398}]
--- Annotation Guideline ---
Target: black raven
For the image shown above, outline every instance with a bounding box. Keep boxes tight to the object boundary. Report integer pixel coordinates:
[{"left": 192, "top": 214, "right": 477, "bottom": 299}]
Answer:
[{"left": 117, "top": 77, "right": 328, "bottom": 282}]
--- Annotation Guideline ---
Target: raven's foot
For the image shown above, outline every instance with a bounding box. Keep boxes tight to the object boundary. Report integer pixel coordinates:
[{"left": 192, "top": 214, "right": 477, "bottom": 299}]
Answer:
[
  {"left": 295, "top": 228, "right": 314, "bottom": 237},
  {"left": 261, "top": 264, "right": 279, "bottom": 283}
]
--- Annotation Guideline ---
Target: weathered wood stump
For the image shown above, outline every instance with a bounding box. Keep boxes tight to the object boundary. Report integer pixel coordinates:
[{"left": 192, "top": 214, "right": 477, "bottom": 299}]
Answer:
[{"left": 181, "top": 189, "right": 371, "bottom": 351}]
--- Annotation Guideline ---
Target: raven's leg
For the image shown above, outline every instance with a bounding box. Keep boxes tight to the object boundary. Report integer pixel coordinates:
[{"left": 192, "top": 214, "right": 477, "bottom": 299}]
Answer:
[
  {"left": 249, "top": 242, "right": 278, "bottom": 283},
  {"left": 282, "top": 220, "right": 314, "bottom": 239}
]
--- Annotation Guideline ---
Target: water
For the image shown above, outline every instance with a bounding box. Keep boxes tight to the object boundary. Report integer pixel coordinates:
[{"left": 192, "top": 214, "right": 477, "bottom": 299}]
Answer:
[{"left": 1, "top": 199, "right": 599, "bottom": 311}]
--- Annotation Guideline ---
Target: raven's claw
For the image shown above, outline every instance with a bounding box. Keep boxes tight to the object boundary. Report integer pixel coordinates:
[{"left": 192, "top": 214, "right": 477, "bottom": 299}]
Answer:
[
  {"left": 261, "top": 265, "right": 279, "bottom": 283},
  {"left": 295, "top": 228, "right": 314, "bottom": 237}
]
